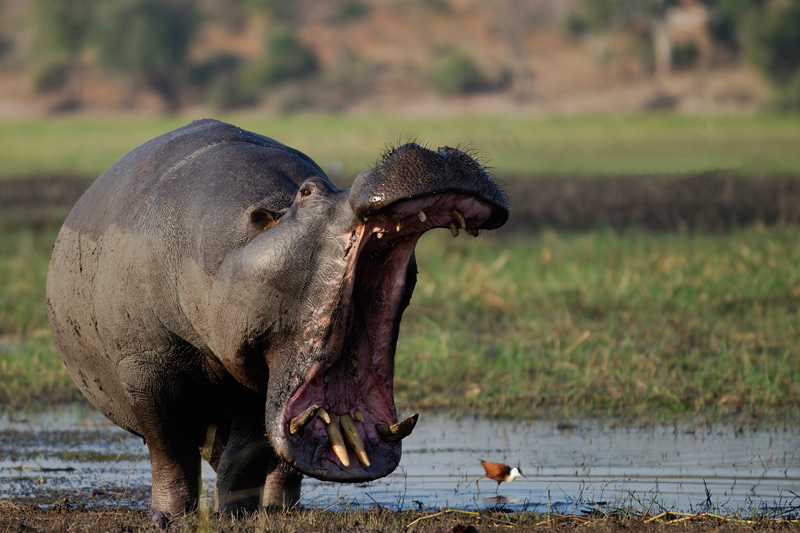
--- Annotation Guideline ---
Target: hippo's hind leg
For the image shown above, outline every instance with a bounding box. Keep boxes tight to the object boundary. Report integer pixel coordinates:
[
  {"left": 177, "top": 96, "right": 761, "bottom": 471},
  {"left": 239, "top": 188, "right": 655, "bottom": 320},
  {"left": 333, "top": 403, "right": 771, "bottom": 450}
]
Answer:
[{"left": 215, "top": 402, "right": 303, "bottom": 513}]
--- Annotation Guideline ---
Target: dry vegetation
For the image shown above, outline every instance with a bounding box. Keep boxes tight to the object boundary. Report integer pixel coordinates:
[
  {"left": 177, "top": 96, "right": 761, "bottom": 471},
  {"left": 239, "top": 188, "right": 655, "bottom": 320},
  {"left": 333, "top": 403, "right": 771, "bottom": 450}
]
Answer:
[{"left": 2, "top": 500, "right": 799, "bottom": 533}]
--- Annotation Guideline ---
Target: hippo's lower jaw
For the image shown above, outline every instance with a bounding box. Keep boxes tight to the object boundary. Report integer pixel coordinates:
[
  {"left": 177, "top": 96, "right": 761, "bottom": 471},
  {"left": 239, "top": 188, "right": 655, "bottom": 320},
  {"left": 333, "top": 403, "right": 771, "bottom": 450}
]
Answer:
[{"left": 275, "top": 192, "right": 497, "bottom": 482}]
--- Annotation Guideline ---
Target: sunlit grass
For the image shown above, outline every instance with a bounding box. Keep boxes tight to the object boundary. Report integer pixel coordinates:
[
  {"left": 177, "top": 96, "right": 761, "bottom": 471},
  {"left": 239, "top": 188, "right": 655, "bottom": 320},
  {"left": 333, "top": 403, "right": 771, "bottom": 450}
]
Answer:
[
  {"left": 1, "top": 114, "right": 799, "bottom": 182},
  {"left": 1, "top": 207, "right": 799, "bottom": 422},
  {"left": 395, "top": 224, "right": 800, "bottom": 423},
  {"left": 0, "top": 212, "right": 80, "bottom": 406}
]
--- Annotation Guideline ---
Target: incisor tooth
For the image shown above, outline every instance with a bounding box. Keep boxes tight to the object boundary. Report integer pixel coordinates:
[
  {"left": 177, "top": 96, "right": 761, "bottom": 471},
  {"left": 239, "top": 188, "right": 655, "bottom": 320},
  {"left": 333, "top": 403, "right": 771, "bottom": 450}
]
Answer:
[
  {"left": 417, "top": 211, "right": 427, "bottom": 222},
  {"left": 449, "top": 222, "right": 459, "bottom": 238},
  {"left": 340, "top": 414, "right": 370, "bottom": 466},
  {"left": 317, "top": 407, "right": 331, "bottom": 424},
  {"left": 325, "top": 417, "right": 350, "bottom": 467},
  {"left": 376, "top": 413, "right": 419, "bottom": 443},
  {"left": 376, "top": 231, "right": 384, "bottom": 239},
  {"left": 451, "top": 208, "right": 466, "bottom": 230},
  {"left": 396, "top": 219, "right": 404, "bottom": 232},
  {"left": 289, "top": 404, "right": 320, "bottom": 435},
  {"left": 354, "top": 409, "right": 365, "bottom": 423},
  {"left": 467, "top": 228, "right": 479, "bottom": 237}
]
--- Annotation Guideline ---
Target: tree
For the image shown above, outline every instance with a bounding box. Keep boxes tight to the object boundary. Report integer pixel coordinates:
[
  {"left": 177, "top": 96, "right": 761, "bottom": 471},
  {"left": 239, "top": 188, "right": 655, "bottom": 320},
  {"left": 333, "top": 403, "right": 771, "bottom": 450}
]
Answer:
[
  {"left": 32, "top": 0, "right": 96, "bottom": 104},
  {"left": 94, "top": 0, "right": 199, "bottom": 112},
  {"left": 260, "top": 30, "right": 318, "bottom": 87},
  {"left": 746, "top": 0, "right": 800, "bottom": 86},
  {"left": 745, "top": 0, "right": 800, "bottom": 110}
]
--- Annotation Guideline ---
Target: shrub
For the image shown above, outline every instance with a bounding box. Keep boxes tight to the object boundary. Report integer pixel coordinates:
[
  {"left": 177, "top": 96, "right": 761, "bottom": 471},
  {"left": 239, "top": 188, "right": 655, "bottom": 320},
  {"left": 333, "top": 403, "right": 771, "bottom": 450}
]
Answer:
[
  {"left": 746, "top": 1, "right": 800, "bottom": 86},
  {"left": 327, "top": 0, "right": 371, "bottom": 25},
  {"left": 431, "top": 51, "right": 490, "bottom": 96},
  {"left": 768, "top": 70, "right": 800, "bottom": 111},
  {"left": 32, "top": 62, "right": 68, "bottom": 93},
  {"left": 262, "top": 30, "right": 318, "bottom": 87}
]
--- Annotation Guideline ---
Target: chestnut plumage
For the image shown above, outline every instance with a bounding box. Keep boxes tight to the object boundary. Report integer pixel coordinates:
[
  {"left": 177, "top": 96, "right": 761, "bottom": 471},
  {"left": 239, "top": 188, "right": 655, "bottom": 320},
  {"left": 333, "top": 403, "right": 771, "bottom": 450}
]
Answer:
[{"left": 477, "top": 460, "right": 525, "bottom": 494}]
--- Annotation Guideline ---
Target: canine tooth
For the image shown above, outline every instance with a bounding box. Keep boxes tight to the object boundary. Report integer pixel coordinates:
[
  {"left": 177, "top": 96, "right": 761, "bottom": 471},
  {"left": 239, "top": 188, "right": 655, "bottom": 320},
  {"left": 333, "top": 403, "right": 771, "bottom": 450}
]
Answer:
[
  {"left": 289, "top": 404, "right": 320, "bottom": 435},
  {"left": 340, "top": 414, "right": 371, "bottom": 467},
  {"left": 417, "top": 211, "right": 427, "bottom": 222},
  {"left": 317, "top": 407, "right": 331, "bottom": 424},
  {"left": 449, "top": 222, "right": 459, "bottom": 238},
  {"left": 467, "top": 228, "right": 479, "bottom": 237},
  {"left": 451, "top": 209, "right": 466, "bottom": 230},
  {"left": 396, "top": 219, "right": 404, "bottom": 232},
  {"left": 354, "top": 409, "right": 365, "bottom": 423},
  {"left": 325, "top": 417, "right": 350, "bottom": 467},
  {"left": 376, "top": 413, "right": 419, "bottom": 443}
]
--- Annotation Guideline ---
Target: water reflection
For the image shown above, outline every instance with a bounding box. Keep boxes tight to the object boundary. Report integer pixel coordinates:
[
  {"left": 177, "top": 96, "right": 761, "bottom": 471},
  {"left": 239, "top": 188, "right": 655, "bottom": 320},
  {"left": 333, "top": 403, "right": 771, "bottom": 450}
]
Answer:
[{"left": 1, "top": 406, "right": 798, "bottom": 516}]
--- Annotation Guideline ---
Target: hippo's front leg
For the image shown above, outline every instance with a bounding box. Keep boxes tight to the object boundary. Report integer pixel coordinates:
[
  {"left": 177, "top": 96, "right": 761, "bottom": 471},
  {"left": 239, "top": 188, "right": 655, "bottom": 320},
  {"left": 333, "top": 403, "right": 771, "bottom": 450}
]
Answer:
[
  {"left": 215, "top": 409, "right": 303, "bottom": 512},
  {"left": 262, "top": 460, "right": 304, "bottom": 508}
]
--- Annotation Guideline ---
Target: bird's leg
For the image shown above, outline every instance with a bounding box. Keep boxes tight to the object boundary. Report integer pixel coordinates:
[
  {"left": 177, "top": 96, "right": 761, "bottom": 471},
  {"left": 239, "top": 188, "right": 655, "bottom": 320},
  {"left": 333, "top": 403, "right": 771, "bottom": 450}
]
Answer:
[
  {"left": 495, "top": 482, "right": 500, "bottom": 495},
  {"left": 474, "top": 476, "right": 482, "bottom": 495}
]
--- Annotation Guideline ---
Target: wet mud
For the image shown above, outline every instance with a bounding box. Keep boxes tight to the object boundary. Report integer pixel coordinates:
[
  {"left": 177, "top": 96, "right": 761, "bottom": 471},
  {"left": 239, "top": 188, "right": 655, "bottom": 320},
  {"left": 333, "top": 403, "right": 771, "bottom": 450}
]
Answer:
[{"left": 2, "top": 406, "right": 798, "bottom": 519}]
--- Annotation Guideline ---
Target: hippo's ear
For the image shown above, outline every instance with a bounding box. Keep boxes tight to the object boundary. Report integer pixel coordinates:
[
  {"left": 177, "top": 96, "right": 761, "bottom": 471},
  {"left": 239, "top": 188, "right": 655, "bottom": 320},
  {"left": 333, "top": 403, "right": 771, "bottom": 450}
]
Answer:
[{"left": 249, "top": 208, "right": 282, "bottom": 233}]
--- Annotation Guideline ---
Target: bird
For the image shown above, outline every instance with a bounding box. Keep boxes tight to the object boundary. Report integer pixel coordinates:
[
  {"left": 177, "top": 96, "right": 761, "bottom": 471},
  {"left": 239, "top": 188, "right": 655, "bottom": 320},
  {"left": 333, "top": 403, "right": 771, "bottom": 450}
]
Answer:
[{"left": 476, "top": 459, "right": 525, "bottom": 494}]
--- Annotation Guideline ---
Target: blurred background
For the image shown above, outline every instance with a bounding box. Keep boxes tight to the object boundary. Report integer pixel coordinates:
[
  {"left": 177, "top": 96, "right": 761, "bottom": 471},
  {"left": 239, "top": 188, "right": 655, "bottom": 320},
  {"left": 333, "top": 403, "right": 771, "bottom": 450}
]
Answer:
[
  {"left": 0, "top": 0, "right": 797, "bottom": 117},
  {"left": 2, "top": 3, "right": 800, "bottom": 516}
]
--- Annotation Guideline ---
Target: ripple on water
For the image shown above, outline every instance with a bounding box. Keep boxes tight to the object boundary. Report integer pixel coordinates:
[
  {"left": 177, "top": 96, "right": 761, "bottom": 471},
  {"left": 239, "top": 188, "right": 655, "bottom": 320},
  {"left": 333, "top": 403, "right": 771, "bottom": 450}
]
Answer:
[{"left": 1, "top": 406, "right": 798, "bottom": 516}]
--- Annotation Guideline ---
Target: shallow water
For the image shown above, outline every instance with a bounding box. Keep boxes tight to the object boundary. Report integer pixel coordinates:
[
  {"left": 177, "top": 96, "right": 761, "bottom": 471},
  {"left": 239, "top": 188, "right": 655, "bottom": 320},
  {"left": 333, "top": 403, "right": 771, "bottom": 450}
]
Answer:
[{"left": 1, "top": 405, "right": 798, "bottom": 517}]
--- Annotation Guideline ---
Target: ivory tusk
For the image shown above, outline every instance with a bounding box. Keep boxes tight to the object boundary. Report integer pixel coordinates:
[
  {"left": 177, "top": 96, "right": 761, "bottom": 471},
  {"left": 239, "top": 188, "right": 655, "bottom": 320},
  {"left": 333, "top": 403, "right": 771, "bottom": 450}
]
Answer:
[
  {"left": 289, "top": 404, "right": 320, "bottom": 435},
  {"left": 449, "top": 222, "right": 459, "bottom": 238},
  {"left": 317, "top": 407, "right": 331, "bottom": 424},
  {"left": 325, "top": 417, "right": 350, "bottom": 467},
  {"left": 339, "top": 414, "right": 370, "bottom": 466},
  {"left": 451, "top": 208, "right": 466, "bottom": 230},
  {"left": 376, "top": 413, "right": 419, "bottom": 443}
]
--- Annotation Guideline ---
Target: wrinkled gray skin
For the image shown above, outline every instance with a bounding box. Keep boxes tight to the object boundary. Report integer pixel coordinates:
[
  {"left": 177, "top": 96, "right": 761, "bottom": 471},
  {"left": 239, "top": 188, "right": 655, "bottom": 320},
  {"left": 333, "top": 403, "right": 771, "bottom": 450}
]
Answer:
[{"left": 46, "top": 119, "right": 508, "bottom": 522}]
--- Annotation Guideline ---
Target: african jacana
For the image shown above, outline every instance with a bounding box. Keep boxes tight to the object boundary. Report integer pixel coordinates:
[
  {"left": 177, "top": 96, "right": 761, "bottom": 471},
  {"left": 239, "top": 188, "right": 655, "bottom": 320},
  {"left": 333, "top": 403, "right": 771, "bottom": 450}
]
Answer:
[{"left": 476, "top": 459, "right": 525, "bottom": 494}]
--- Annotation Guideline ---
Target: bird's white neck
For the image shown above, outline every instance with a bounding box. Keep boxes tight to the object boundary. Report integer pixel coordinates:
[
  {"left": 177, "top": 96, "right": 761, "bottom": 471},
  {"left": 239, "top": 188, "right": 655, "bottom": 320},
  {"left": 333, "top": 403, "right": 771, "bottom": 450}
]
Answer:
[{"left": 505, "top": 467, "right": 522, "bottom": 482}]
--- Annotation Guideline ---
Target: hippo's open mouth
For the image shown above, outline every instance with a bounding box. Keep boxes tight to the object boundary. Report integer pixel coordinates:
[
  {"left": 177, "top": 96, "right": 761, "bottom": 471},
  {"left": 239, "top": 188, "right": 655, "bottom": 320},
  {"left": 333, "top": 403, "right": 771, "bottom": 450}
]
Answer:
[{"left": 279, "top": 192, "right": 497, "bottom": 481}]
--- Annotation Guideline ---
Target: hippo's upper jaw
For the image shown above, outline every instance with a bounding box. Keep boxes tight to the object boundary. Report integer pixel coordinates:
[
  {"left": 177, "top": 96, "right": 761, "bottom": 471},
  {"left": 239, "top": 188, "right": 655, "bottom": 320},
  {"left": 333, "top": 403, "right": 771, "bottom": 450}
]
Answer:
[{"left": 271, "top": 143, "right": 508, "bottom": 482}]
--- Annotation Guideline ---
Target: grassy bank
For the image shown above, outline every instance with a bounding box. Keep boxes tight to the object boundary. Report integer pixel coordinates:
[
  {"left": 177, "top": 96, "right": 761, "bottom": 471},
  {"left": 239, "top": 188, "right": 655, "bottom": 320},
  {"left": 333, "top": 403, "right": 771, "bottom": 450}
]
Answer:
[
  {"left": 2, "top": 114, "right": 800, "bottom": 181},
  {"left": 1, "top": 207, "right": 798, "bottom": 423},
  {"left": 396, "top": 225, "right": 800, "bottom": 423},
  {"left": 3, "top": 501, "right": 798, "bottom": 533}
]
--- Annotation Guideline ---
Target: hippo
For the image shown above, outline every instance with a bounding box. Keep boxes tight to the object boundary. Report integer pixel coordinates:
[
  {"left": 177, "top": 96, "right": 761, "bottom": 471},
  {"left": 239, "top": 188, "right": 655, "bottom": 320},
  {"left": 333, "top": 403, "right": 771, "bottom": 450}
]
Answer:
[{"left": 46, "top": 119, "right": 508, "bottom": 520}]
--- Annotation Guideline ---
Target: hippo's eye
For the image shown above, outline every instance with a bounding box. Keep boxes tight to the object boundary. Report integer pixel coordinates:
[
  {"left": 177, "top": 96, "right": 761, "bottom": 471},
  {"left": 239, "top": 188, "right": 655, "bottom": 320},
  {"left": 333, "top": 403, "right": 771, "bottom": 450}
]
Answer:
[
  {"left": 300, "top": 185, "right": 314, "bottom": 198},
  {"left": 249, "top": 208, "right": 280, "bottom": 233}
]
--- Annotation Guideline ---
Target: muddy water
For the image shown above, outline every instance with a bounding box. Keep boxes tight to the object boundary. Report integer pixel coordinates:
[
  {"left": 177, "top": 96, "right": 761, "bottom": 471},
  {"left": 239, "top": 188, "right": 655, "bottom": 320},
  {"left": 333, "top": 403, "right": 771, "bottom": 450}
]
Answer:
[{"left": 1, "top": 406, "right": 798, "bottom": 516}]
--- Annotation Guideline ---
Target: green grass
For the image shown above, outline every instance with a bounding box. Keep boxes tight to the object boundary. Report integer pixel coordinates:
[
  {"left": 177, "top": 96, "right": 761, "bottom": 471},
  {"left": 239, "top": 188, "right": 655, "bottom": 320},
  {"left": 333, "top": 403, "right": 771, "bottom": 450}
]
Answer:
[
  {"left": 1, "top": 207, "right": 798, "bottom": 422},
  {"left": 0, "top": 212, "right": 81, "bottom": 406},
  {"left": 395, "top": 224, "right": 800, "bottom": 423},
  {"left": 1, "top": 114, "right": 800, "bottom": 181}
]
